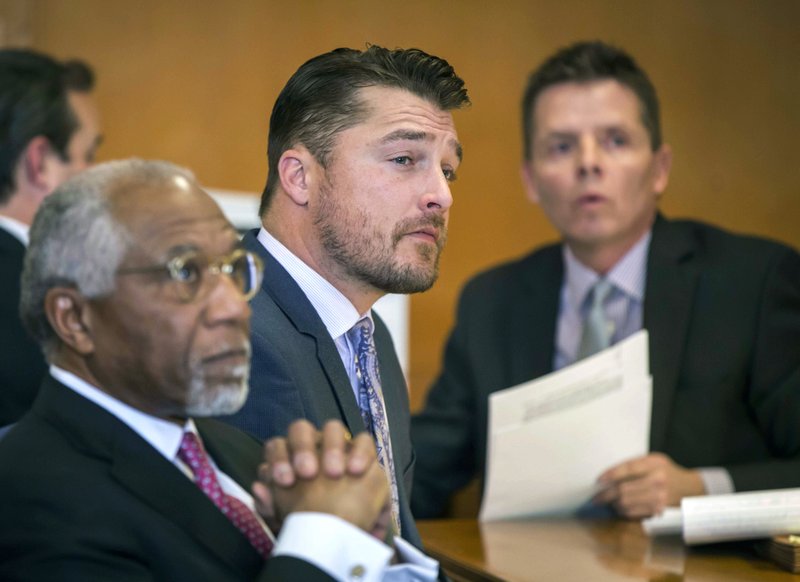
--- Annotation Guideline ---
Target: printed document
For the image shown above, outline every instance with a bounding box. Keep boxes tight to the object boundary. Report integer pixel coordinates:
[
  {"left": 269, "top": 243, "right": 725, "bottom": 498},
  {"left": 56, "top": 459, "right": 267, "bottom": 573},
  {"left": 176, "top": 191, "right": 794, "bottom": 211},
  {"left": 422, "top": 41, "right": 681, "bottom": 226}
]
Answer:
[
  {"left": 479, "top": 330, "right": 652, "bottom": 521},
  {"left": 643, "top": 488, "right": 800, "bottom": 544}
]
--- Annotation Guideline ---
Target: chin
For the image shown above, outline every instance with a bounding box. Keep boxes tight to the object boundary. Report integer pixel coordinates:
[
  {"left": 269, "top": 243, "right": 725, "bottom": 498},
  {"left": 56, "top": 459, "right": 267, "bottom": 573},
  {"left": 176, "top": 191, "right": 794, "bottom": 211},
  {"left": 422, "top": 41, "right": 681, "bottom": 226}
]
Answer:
[{"left": 185, "top": 378, "right": 249, "bottom": 417}]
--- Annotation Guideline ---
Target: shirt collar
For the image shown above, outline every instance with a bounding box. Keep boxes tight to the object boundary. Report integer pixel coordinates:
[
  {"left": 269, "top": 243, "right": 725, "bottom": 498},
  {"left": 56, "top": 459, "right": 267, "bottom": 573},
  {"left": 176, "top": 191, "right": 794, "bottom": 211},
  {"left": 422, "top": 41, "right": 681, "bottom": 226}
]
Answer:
[
  {"left": 563, "top": 229, "right": 652, "bottom": 308},
  {"left": 50, "top": 365, "right": 191, "bottom": 462},
  {"left": 0, "top": 216, "right": 29, "bottom": 246},
  {"left": 257, "top": 227, "right": 370, "bottom": 339}
]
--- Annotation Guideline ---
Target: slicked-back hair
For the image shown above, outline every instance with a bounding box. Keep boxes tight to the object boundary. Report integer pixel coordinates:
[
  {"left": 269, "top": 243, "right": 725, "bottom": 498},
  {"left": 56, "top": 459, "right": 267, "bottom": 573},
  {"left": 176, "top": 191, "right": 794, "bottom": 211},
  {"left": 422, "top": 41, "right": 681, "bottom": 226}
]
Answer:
[
  {"left": 522, "top": 41, "right": 662, "bottom": 159},
  {"left": 20, "top": 159, "right": 194, "bottom": 358},
  {"left": 0, "top": 48, "right": 95, "bottom": 203},
  {"left": 259, "top": 44, "right": 469, "bottom": 216}
]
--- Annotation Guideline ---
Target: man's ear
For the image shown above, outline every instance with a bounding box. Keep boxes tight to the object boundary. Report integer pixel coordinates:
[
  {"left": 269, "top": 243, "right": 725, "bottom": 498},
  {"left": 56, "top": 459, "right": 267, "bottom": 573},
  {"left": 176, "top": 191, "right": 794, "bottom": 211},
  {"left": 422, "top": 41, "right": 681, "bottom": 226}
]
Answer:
[
  {"left": 277, "top": 146, "right": 318, "bottom": 207},
  {"left": 520, "top": 161, "right": 541, "bottom": 205},
  {"left": 20, "top": 136, "right": 55, "bottom": 194},
  {"left": 44, "top": 288, "right": 95, "bottom": 355},
  {"left": 652, "top": 143, "right": 673, "bottom": 198}
]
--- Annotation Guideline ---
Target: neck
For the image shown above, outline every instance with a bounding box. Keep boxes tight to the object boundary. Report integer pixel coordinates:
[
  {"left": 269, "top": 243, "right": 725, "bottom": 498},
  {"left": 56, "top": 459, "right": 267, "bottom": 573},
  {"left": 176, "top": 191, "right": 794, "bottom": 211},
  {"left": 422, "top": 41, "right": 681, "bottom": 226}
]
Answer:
[
  {"left": 0, "top": 191, "right": 37, "bottom": 226},
  {"left": 263, "top": 217, "right": 383, "bottom": 315}
]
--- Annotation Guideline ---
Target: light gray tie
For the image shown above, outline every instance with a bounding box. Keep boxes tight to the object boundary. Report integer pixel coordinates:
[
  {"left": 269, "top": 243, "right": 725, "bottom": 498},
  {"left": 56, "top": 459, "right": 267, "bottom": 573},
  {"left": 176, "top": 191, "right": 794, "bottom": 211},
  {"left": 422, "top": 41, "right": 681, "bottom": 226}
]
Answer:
[{"left": 577, "top": 279, "right": 615, "bottom": 360}]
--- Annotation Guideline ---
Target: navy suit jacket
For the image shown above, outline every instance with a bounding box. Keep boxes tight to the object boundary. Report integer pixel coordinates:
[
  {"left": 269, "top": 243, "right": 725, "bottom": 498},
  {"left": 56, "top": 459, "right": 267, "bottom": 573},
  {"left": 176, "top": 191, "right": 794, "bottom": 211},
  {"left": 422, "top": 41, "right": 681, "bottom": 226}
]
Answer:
[
  {"left": 221, "top": 230, "right": 422, "bottom": 548},
  {"left": 411, "top": 215, "right": 800, "bottom": 518},
  {"left": 0, "top": 375, "right": 335, "bottom": 581},
  {"left": 0, "top": 226, "right": 47, "bottom": 425}
]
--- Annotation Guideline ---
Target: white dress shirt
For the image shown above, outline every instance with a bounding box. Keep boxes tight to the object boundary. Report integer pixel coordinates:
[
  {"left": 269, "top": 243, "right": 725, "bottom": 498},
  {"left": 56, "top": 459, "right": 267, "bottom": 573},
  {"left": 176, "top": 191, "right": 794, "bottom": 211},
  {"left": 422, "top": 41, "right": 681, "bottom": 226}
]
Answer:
[
  {"left": 0, "top": 216, "right": 29, "bottom": 246},
  {"left": 553, "top": 231, "right": 734, "bottom": 496}
]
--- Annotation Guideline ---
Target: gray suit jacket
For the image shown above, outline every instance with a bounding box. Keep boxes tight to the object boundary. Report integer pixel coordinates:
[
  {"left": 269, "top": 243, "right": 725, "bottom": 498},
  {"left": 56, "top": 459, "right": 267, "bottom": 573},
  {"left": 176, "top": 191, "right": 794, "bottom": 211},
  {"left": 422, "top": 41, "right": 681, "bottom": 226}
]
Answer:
[
  {"left": 221, "top": 230, "right": 422, "bottom": 548},
  {"left": 411, "top": 215, "right": 800, "bottom": 518}
]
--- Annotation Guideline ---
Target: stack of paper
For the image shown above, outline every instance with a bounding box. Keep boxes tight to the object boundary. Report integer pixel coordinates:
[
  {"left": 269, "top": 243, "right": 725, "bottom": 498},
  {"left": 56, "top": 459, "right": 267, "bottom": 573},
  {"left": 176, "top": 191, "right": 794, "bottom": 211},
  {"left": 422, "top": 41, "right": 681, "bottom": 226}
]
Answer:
[
  {"left": 757, "top": 535, "right": 800, "bottom": 573},
  {"left": 479, "top": 330, "right": 652, "bottom": 521},
  {"left": 643, "top": 488, "right": 800, "bottom": 545}
]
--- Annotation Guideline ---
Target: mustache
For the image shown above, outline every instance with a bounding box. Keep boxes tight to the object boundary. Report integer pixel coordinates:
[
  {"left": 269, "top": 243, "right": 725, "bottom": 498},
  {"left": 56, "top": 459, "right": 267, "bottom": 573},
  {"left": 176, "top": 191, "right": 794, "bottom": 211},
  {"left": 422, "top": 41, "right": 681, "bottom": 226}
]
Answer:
[
  {"left": 393, "top": 213, "right": 447, "bottom": 247},
  {"left": 198, "top": 341, "right": 252, "bottom": 365}
]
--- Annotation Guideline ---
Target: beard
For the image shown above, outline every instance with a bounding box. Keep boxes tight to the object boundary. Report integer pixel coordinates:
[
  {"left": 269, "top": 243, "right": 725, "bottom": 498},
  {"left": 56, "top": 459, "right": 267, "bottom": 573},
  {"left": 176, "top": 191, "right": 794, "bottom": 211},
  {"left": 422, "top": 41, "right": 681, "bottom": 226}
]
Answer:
[
  {"left": 314, "top": 181, "right": 447, "bottom": 294},
  {"left": 185, "top": 342, "right": 251, "bottom": 416}
]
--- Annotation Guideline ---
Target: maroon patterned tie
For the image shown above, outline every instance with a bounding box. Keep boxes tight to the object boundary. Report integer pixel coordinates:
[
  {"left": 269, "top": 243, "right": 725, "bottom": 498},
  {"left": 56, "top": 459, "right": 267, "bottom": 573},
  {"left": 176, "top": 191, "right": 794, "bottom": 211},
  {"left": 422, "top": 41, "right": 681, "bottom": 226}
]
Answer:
[{"left": 178, "top": 431, "right": 273, "bottom": 558}]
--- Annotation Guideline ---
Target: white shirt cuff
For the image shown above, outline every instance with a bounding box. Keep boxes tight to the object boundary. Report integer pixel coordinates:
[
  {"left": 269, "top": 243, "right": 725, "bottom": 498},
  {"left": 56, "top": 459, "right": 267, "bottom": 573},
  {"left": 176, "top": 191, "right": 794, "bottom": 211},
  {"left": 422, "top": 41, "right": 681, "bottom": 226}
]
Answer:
[
  {"left": 274, "top": 512, "right": 392, "bottom": 581},
  {"left": 699, "top": 467, "right": 735, "bottom": 495},
  {"left": 383, "top": 535, "right": 440, "bottom": 581}
]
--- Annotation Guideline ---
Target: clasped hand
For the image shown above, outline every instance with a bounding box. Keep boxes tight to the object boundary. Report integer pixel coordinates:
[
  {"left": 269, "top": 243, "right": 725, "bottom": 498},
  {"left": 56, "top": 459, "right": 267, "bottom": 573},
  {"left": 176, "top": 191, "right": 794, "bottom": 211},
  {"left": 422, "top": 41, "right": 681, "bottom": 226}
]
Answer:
[{"left": 252, "top": 419, "right": 392, "bottom": 540}]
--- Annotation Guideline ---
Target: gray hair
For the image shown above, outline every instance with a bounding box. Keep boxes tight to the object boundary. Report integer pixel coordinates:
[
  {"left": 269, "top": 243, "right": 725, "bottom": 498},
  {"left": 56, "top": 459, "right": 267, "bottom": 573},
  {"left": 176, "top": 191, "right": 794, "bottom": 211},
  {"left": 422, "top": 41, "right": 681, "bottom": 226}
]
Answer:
[{"left": 20, "top": 158, "right": 195, "bottom": 357}]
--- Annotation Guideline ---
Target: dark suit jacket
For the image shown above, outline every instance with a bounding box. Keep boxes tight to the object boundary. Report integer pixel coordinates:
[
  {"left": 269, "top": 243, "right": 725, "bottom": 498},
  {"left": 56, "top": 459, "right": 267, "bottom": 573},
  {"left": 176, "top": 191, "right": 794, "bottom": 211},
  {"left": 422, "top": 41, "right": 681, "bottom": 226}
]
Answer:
[
  {"left": 0, "top": 375, "right": 334, "bottom": 581},
  {"left": 220, "top": 230, "right": 422, "bottom": 548},
  {"left": 0, "top": 226, "right": 47, "bottom": 425},
  {"left": 411, "top": 215, "right": 800, "bottom": 518}
]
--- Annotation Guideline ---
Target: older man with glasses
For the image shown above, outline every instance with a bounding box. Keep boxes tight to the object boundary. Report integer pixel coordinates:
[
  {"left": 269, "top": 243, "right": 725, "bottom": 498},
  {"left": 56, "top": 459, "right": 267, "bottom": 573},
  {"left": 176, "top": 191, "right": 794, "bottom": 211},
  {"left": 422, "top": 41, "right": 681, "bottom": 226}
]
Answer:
[{"left": 0, "top": 158, "right": 438, "bottom": 581}]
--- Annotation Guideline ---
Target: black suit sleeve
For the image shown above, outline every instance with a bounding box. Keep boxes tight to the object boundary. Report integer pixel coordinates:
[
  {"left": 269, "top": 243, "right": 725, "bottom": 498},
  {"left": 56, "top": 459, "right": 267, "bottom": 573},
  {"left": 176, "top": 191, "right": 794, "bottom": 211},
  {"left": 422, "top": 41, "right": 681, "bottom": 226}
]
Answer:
[
  {"left": 411, "top": 283, "right": 482, "bottom": 518},
  {"left": 258, "top": 556, "right": 336, "bottom": 582},
  {"left": 727, "top": 245, "right": 800, "bottom": 490}
]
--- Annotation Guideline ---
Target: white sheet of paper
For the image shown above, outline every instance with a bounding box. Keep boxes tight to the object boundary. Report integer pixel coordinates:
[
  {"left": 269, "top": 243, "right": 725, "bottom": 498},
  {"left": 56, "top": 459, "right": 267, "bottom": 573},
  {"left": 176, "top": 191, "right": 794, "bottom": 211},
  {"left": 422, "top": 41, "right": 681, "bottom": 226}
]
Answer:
[
  {"left": 643, "top": 507, "right": 683, "bottom": 536},
  {"left": 683, "top": 488, "right": 800, "bottom": 544},
  {"left": 479, "top": 330, "right": 652, "bottom": 521}
]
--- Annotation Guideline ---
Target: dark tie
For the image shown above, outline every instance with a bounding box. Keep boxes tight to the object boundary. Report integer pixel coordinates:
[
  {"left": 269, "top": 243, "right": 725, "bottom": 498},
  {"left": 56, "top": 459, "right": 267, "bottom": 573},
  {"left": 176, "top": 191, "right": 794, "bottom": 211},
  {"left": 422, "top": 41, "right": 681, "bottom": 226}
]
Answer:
[
  {"left": 347, "top": 318, "right": 402, "bottom": 535},
  {"left": 178, "top": 431, "right": 274, "bottom": 558},
  {"left": 577, "top": 279, "right": 615, "bottom": 360}
]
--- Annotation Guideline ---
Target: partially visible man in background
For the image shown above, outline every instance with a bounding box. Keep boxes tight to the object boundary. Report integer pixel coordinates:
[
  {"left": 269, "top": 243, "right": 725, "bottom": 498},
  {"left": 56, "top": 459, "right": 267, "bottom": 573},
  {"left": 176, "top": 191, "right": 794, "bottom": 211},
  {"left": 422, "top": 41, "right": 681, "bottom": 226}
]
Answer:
[
  {"left": 0, "top": 48, "right": 102, "bottom": 425},
  {"left": 412, "top": 40, "right": 800, "bottom": 520}
]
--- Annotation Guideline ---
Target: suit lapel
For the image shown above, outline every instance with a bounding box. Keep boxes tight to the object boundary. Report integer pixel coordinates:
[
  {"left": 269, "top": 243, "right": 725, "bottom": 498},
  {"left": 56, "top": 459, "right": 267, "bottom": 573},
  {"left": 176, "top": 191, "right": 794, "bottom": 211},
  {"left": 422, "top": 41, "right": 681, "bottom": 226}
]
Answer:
[
  {"left": 34, "top": 377, "right": 262, "bottom": 574},
  {"left": 510, "top": 246, "right": 563, "bottom": 385},
  {"left": 244, "top": 231, "right": 366, "bottom": 435},
  {"left": 644, "top": 216, "right": 699, "bottom": 451}
]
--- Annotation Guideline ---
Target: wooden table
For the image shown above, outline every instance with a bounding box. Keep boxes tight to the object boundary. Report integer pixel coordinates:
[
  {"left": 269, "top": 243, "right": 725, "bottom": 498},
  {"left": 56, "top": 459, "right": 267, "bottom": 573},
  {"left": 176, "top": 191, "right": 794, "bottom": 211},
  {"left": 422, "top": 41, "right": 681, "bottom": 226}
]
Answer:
[{"left": 418, "top": 519, "right": 797, "bottom": 581}]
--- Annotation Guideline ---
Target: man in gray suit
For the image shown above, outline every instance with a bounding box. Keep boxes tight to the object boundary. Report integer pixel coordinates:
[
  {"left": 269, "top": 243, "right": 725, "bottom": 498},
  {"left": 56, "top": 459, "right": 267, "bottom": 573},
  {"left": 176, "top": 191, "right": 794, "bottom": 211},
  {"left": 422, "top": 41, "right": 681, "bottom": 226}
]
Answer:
[{"left": 221, "top": 45, "right": 469, "bottom": 550}]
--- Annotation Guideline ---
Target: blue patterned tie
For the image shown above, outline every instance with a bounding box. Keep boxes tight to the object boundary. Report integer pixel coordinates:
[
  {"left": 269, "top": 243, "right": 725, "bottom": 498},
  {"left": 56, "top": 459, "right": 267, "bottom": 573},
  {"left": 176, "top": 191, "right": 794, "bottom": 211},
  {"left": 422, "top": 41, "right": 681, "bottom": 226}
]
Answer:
[{"left": 347, "top": 318, "right": 401, "bottom": 535}]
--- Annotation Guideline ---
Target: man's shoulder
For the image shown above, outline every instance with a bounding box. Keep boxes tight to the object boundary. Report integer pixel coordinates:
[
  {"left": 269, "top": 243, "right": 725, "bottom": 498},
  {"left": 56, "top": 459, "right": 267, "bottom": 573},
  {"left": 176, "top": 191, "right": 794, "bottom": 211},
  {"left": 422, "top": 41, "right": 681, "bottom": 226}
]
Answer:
[
  {"left": 658, "top": 217, "right": 799, "bottom": 265},
  {"left": 460, "top": 242, "right": 562, "bottom": 298}
]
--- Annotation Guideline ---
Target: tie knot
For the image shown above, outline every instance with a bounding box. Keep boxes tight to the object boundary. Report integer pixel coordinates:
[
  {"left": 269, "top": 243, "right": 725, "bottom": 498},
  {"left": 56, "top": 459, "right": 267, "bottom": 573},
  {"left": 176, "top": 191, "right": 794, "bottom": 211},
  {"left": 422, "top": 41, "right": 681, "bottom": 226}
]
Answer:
[
  {"left": 588, "top": 278, "right": 614, "bottom": 308},
  {"left": 348, "top": 317, "right": 374, "bottom": 349},
  {"left": 178, "top": 431, "right": 211, "bottom": 474}
]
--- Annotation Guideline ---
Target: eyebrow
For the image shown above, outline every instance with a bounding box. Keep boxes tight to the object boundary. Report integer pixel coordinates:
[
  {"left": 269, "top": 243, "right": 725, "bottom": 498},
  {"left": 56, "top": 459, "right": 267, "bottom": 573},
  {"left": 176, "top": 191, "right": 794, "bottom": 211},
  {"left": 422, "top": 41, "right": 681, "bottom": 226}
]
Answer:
[{"left": 380, "top": 129, "right": 463, "bottom": 162}]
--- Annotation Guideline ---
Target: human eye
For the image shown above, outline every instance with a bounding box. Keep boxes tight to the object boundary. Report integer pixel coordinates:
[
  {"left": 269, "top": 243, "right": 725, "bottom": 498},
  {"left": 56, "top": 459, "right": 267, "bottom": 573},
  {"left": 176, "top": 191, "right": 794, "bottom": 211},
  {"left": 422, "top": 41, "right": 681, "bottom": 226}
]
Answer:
[
  {"left": 169, "top": 254, "right": 203, "bottom": 284},
  {"left": 604, "top": 130, "right": 629, "bottom": 149},
  {"left": 442, "top": 166, "right": 457, "bottom": 182},
  {"left": 547, "top": 139, "right": 573, "bottom": 156},
  {"left": 390, "top": 155, "right": 413, "bottom": 166}
]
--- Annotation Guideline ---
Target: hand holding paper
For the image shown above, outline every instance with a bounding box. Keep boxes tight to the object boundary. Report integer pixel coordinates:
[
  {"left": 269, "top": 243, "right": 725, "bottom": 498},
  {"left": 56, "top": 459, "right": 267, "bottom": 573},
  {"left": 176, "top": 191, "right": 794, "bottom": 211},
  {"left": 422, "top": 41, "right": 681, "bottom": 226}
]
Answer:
[
  {"left": 593, "top": 452, "right": 706, "bottom": 519},
  {"left": 479, "top": 330, "right": 652, "bottom": 521}
]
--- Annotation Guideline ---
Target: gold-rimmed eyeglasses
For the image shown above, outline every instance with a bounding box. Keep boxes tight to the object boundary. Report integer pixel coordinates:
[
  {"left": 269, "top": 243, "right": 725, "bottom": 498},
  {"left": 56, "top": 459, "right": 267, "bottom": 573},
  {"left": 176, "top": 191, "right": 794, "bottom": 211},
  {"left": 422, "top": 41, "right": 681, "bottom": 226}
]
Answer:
[{"left": 117, "top": 248, "right": 264, "bottom": 303}]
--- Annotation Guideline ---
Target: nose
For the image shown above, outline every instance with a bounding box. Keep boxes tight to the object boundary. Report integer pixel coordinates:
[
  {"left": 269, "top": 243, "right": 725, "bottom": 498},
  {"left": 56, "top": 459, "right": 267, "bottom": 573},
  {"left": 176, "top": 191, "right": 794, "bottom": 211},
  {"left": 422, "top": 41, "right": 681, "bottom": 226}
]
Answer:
[
  {"left": 577, "top": 137, "right": 602, "bottom": 180},
  {"left": 419, "top": 168, "right": 454, "bottom": 212},
  {"left": 204, "top": 273, "right": 251, "bottom": 326}
]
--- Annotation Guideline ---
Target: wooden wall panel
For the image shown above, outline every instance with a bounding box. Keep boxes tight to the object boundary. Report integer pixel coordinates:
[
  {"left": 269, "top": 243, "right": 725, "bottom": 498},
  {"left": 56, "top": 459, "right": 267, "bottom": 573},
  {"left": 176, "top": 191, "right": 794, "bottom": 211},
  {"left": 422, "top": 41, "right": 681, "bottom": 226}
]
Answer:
[{"left": 23, "top": 0, "right": 800, "bottom": 409}]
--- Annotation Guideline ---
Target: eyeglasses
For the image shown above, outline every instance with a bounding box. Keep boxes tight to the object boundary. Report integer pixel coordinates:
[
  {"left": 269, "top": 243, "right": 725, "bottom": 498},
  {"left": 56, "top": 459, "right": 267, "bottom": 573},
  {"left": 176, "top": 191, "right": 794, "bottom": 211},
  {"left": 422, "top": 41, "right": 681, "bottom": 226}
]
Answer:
[{"left": 117, "top": 248, "right": 264, "bottom": 303}]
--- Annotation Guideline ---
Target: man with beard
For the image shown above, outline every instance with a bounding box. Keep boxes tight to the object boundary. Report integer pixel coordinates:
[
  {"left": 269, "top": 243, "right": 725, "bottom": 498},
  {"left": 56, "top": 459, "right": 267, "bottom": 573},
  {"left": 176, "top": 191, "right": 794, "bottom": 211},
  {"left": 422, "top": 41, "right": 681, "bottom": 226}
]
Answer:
[
  {"left": 220, "top": 45, "right": 469, "bottom": 549},
  {"left": 0, "top": 158, "right": 435, "bottom": 580}
]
